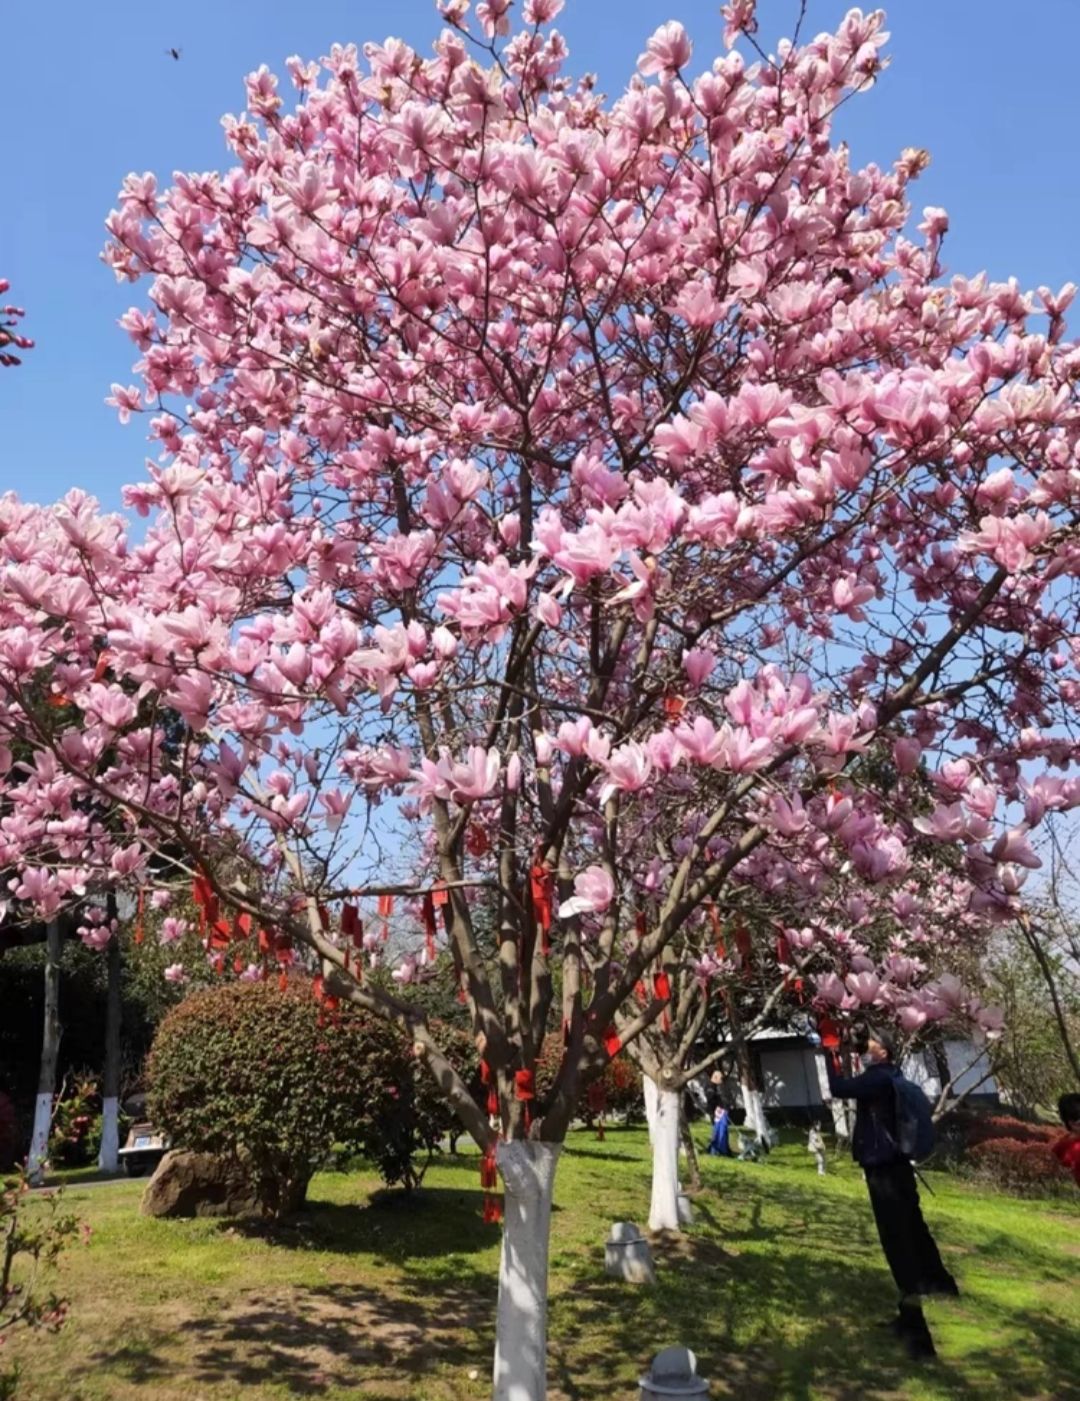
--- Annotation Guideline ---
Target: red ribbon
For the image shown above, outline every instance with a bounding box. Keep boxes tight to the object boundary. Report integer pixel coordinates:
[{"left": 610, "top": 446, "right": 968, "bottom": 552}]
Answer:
[
  {"left": 208, "top": 919, "right": 232, "bottom": 951},
  {"left": 818, "top": 1014, "right": 841, "bottom": 1050},
  {"left": 653, "top": 970, "right": 672, "bottom": 1033},
  {"left": 663, "top": 693, "right": 686, "bottom": 722},
  {"left": 603, "top": 1026, "right": 622, "bottom": 1059},
  {"left": 514, "top": 1068, "right": 536, "bottom": 1131},
  {"left": 192, "top": 873, "right": 218, "bottom": 934},
  {"left": 134, "top": 888, "right": 145, "bottom": 946},
  {"left": 377, "top": 893, "right": 393, "bottom": 942},
  {"left": 341, "top": 903, "right": 362, "bottom": 947},
  {"left": 466, "top": 823, "right": 490, "bottom": 856},
  {"left": 422, "top": 892, "right": 437, "bottom": 961},
  {"left": 529, "top": 863, "right": 553, "bottom": 955},
  {"left": 481, "top": 1143, "right": 502, "bottom": 1224}
]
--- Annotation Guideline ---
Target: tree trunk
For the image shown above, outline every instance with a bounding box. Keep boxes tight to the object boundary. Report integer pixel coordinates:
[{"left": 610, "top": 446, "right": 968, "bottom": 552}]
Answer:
[
  {"left": 680, "top": 1113, "right": 702, "bottom": 1192},
  {"left": 815, "top": 1051, "right": 852, "bottom": 1141},
  {"left": 98, "top": 931, "right": 122, "bottom": 1174},
  {"left": 740, "top": 1082, "right": 769, "bottom": 1143},
  {"left": 648, "top": 1088, "right": 681, "bottom": 1232},
  {"left": 643, "top": 1074, "right": 658, "bottom": 1145},
  {"left": 492, "top": 1140, "right": 560, "bottom": 1401},
  {"left": 27, "top": 920, "right": 62, "bottom": 1185}
]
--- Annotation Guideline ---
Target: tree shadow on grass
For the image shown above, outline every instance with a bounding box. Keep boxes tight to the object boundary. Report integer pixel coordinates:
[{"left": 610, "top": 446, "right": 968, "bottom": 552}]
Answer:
[
  {"left": 215, "top": 1185, "right": 516, "bottom": 1261},
  {"left": 184, "top": 1280, "right": 492, "bottom": 1396},
  {"left": 90, "top": 1278, "right": 495, "bottom": 1398}
]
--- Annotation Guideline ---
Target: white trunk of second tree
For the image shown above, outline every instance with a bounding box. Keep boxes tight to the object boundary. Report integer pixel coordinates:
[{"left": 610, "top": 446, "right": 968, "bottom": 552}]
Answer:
[
  {"left": 492, "top": 1140, "right": 561, "bottom": 1401},
  {"left": 813, "top": 1054, "right": 852, "bottom": 1140},
  {"left": 643, "top": 1075, "right": 659, "bottom": 1145},
  {"left": 98, "top": 927, "right": 122, "bottom": 1174},
  {"left": 741, "top": 1083, "right": 769, "bottom": 1142},
  {"left": 648, "top": 1088, "right": 682, "bottom": 1232},
  {"left": 27, "top": 920, "right": 62, "bottom": 1186},
  {"left": 98, "top": 1097, "right": 120, "bottom": 1174},
  {"left": 26, "top": 1092, "right": 53, "bottom": 1185}
]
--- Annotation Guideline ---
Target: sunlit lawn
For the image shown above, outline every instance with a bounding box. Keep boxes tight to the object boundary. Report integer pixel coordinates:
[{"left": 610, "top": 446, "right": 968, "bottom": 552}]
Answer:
[{"left": 10, "top": 1127, "right": 1080, "bottom": 1400}]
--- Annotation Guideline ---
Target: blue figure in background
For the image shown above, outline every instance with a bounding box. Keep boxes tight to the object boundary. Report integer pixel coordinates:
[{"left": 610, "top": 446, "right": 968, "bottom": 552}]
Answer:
[{"left": 706, "top": 1103, "right": 733, "bottom": 1157}]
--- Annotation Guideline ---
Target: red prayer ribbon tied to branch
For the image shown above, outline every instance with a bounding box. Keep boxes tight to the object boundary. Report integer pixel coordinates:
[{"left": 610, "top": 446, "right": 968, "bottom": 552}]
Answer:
[
  {"left": 514, "top": 1068, "right": 535, "bottom": 1131},
  {"left": 377, "top": 893, "right": 393, "bottom": 942},
  {"left": 529, "top": 863, "right": 554, "bottom": 955},
  {"left": 652, "top": 970, "right": 672, "bottom": 1033},
  {"left": 706, "top": 900, "right": 727, "bottom": 960},
  {"left": 817, "top": 1014, "right": 841, "bottom": 1051},
  {"left": 192, "top": 872, "right": 218, "bottom": 934},
  {"left": 480, "top": 1059, "right": 498, "bottom": 1117},
  {"left": 421, "top": 892, "right": 437, "bottom": 961},
  {"left": 341, "top": 903, "right": 362, "bottom": 947},
  {"left": 134, "top": 888, "right": 145, "bottom": 945},
  {"left": 480, "top": 1144, "right": 501, "bottom": 1224},
  {"left": 774, "top": 932, "right": 805, "bottom": 1003}
]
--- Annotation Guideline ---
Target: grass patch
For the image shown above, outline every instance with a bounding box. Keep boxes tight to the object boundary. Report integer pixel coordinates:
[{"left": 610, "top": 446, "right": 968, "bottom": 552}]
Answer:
[{"left": 9, "top": 1128, "right": 1079, "bottom": 1400}]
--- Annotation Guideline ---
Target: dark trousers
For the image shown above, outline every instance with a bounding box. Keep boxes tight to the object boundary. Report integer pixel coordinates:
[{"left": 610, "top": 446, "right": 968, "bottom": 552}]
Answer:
[{"left": 864, "top": 1159, "right": 955, "bottom": 1298}]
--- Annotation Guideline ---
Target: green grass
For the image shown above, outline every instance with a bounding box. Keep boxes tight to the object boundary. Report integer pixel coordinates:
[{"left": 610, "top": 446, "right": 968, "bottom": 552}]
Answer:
[{"left": 9, "top": 1128, "right": 1080, "bottom": 1400}]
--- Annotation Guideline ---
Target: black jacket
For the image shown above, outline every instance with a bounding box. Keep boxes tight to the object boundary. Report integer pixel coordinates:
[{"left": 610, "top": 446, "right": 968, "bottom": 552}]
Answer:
[{"left": 825, "top": 1056, "right": 901, "bottom": 1167}]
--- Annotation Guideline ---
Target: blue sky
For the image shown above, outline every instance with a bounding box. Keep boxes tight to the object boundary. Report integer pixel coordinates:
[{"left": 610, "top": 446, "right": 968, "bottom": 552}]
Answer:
[{"left": 2, "top": 0, "right": 1079, "bottom": 510}]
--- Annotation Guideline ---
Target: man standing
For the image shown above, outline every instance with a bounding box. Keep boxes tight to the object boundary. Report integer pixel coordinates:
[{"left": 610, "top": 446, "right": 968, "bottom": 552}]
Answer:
[{"left": 817, "top": 1024, "right": 957, "bottom": 1356}]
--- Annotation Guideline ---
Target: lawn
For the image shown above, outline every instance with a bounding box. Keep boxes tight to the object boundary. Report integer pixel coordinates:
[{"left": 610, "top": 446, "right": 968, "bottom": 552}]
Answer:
[{"left": 8, "top": 1128, "right": 1079, "bottom": 1401}]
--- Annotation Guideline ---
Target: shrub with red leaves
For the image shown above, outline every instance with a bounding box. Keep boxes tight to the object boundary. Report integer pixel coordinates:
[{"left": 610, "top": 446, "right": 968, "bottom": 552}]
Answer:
[
  {"left": 963, "top": 1114, "right": 1060, "bottom": 1148},
  {"left": 534, "top": 1033, "right": 642, "bottom": 1122},
  {"left": 967, "top": 1137, "right": 1073, "bottom": 1198}
]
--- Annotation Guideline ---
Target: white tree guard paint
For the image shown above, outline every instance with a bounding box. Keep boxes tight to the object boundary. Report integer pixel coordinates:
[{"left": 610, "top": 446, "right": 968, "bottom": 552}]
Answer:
[
  {"left": 98, "top": 1096, "right": 120, "bottom": 1174},
  {"left": 643, "top": 1074, "right": 659, "bottom": 1145},
  {"left": 741, "top": 1083, "right": 769, "bottom": 1142},
  {"left": 492, "top": 1140, "right": 561, "bottom": 1401},
  {"left": 813, "top": 1054, "right": 852, "bottom": 1139},
  {"left": 648, "top": 1089, "right": 682, "bottom": 1232},
  {"left": 27, "top": 1092, "right": 52, "bottom": 1185}
]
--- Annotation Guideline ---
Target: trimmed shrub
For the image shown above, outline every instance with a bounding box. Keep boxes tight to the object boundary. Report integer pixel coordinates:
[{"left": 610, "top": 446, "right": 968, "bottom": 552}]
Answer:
[
  {"left": 148, "top": 979, "right": 464, "bottom": 1213},
  {"left": 967, "top": 1137, "right": 1073, "bottom": 1198}
]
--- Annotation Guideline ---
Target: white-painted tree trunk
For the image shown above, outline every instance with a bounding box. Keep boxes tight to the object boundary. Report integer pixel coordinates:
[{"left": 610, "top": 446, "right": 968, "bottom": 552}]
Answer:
[
  {"left": 643, "top": 1075, "right": 659, "bottom": 1145},
  {"left": 26, "top": 1093, "right": 53, "bottom": 1185},
  {"left": 740, "top": 1083, "right": 769, "bottom": 1142},
  {"left": 648, "top": 1088, "right": 682, "bottom": 1232},
  {"left": 27, "top": 920, "right": 62, "bottom": 1186},
  {"left": 98, "top": 1098, "right": 120, "bottom": 1174},
  {"left": 98, "top": 928, "right": 122, "bottom": 1174},
  {"left": 492, "top": 1140, "right": 561, "bottom": 1401},
  {"left": 813, "top": 1054, "right": 852, "bottom": 1140}
]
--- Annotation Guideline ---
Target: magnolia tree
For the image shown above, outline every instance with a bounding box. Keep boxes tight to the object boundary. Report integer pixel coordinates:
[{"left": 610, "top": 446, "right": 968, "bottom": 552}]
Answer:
[
  {"left": 4, "top": 2, "right": 1080, "bottom": 1395},
  {"left": 617, "top": 783, "right": 1008, "bottom": 1230}
]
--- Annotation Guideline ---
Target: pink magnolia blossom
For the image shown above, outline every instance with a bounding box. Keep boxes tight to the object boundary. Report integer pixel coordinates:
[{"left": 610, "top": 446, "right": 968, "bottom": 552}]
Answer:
[{"left": 558, "top": 865, "right": 615, "bottom": 919}]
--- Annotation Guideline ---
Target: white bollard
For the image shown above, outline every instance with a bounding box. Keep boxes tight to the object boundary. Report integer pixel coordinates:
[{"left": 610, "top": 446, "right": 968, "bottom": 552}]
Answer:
[
  {"left": 639, "top": 1345, "right": 710, "bottom": 1399},
  {"left": 605, "top": 1221, "right": 656, "bottom": 1284}
]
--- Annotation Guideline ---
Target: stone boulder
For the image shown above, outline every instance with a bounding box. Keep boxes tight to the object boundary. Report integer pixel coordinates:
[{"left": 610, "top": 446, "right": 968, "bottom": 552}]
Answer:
[{"left": 141, "top": 1150, "right": 262, "bottom": 1219}]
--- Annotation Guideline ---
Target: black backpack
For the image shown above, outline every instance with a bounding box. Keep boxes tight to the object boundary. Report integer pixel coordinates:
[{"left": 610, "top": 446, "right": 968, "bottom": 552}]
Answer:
[{"left": 893, "top": 1074, "right": 936, "bottom": 1162}]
